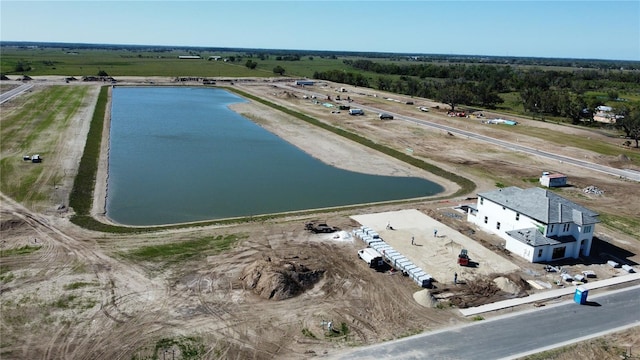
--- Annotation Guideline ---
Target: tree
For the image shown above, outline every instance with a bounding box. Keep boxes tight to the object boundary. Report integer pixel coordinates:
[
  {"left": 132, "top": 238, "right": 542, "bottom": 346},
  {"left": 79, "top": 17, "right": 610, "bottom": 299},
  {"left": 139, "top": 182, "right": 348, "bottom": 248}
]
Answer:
[
  {"left": 475, "top": 83, "right": 504, "bottom": 109},
  {"left": 97, "top": 70, "right": 109, "bottom": 76},
  {"left": 245, "top": 60, "right": 257, "bottom": 69},
  {"left": 273, "top": 65, "right": 285, "bottom": 75},
  {"left": 376, "top": 76, "right": 392, "bottom": 91},
  {"left": 14, "top": 61, "right": 31, "bottom": 72},
  {"left": 617, "top": 106, "right": 640, "bottom": 147},
  {"left": 561, "top": 93, "right": 587, "bottom": 124},
  {"left": 439, "top": 81, "right": 472, "bottom": 111}
]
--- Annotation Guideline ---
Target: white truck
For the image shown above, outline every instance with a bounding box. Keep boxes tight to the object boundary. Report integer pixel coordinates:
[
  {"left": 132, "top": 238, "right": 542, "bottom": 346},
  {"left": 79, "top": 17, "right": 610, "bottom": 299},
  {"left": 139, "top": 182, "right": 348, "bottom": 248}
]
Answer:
[{"left": 358, "top": 248, "right": 384, "bottom": 268}]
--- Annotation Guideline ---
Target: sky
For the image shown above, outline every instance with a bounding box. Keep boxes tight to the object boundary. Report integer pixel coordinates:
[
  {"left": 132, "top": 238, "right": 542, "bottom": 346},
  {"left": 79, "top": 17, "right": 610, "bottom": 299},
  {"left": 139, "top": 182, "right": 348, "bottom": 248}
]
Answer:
[{"left": 1, "top": 1, "right": 639, "bottom": 61}]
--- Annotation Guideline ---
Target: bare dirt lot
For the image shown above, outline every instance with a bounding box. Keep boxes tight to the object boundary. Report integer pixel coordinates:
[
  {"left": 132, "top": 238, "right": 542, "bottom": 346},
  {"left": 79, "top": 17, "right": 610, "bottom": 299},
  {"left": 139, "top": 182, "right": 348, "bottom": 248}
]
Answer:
[{"left": 1, "top": 78, "right": 639, "bottom": 359}]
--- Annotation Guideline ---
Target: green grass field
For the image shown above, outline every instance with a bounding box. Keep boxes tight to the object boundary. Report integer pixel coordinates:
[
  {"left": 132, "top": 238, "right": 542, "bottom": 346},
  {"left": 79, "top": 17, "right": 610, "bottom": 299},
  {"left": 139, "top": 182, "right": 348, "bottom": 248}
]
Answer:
[
  {"left": 504, "top": 124, "right": 640, "bottom": 165},
  {"left": 0, "top": 85, "right": 90, "bottom": 204},
  {"left": 0, "top": 47, "right": 367, "bottom": 79},
  {"left": 121, "top": 234, "right": 241, "bottom": 266}
]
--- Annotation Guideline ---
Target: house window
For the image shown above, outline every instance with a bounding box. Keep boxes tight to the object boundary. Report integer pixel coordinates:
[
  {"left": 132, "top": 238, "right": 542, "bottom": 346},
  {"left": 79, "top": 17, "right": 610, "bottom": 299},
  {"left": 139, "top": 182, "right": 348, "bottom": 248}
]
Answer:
[
  {"left": 496, "top": 222, "right": 501, "bottom": 230},
  {"left": 538, "top": 249, "right": 543, "bottom": 257},
  {"left": 563, "top": 223, "right": 570, "bottom": 232},
  {"left": 484, "top": 216, "right": 488, "bottom": 224},
  {"left": 584, "top": 225, "right": 592, "bottom": 233},
  {"left": 516, "top": 213, "right": 520, "bottom": 221},
  {"left": 552, "top": 246, "right": 566, "bottom": 260}
]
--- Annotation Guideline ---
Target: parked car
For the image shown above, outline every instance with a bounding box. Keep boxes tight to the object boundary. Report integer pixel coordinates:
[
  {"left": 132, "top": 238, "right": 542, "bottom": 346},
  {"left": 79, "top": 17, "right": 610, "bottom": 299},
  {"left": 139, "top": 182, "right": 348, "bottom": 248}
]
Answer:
[{"left": 379, "top": 113, "right": 394, "bottom": 120}]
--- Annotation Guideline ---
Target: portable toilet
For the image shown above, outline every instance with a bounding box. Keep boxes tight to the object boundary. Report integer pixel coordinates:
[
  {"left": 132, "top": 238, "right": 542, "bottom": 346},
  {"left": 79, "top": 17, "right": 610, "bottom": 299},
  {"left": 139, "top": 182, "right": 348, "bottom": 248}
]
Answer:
[{"left": 574, "top": 286, "right": 588, "bottom": 305}]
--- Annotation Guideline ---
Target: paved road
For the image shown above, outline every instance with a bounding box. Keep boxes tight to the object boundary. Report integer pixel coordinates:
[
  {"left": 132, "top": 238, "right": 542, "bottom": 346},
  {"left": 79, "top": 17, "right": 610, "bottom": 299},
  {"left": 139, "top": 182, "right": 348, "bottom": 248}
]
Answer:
[
  {"left": 0, "top": 83, "right": 34, "bottom": 104},
  {"left": 328, "top": 285, "right": 640, "bottom": 359},
  {"left": 263, "top": 83, "right": 640, "bottom": 182},
  {"left": 330, "top": 285, "right": 640, "bottom": 360}
]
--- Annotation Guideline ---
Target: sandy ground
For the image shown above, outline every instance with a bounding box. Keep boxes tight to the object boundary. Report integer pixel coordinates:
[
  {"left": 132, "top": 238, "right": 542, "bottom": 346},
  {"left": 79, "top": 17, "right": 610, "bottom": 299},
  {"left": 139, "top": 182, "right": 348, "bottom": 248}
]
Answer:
[
  {"left": 1, "top": 77, "right": 639, "bottom": 359},
  {"left": 351, "top": 209, "right": 520, "bottom": 283}
]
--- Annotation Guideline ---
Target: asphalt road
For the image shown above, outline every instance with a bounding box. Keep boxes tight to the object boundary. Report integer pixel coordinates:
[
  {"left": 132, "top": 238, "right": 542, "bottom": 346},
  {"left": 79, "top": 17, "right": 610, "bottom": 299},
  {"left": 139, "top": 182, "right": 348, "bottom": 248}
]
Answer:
[
  {"left": 329, "top": 285, "right": 640, "bottom": 359},
  {"left": 0, "top": 83, "right": 33, "bottom": 104}
]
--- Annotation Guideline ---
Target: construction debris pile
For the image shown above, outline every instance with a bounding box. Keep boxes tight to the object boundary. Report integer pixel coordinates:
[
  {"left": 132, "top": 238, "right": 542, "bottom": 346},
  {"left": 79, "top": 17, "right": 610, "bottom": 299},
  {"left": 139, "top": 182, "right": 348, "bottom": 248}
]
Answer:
[
  {"left": 240, "top": 258, "right": 324, "bottom": 300},
  {"left": 583, "top": 185, "right": 604, "bottom": 195}
]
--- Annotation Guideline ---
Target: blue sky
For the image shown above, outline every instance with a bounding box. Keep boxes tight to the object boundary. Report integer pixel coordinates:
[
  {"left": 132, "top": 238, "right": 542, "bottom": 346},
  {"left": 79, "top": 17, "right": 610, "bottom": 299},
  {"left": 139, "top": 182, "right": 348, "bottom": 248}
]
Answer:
[{"left": 1, "top": 1, "right": 639, "bottom": 60}]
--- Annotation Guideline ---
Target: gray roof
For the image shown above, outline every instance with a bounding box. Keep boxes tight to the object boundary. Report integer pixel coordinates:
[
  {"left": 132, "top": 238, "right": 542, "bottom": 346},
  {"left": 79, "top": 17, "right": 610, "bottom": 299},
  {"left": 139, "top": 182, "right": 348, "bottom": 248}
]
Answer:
[
  {"left": 479, "top": 187, "right": 599, "bottom": 225},
  {"left": 506, "top": 228, "right": 576, "bottom": 247}
]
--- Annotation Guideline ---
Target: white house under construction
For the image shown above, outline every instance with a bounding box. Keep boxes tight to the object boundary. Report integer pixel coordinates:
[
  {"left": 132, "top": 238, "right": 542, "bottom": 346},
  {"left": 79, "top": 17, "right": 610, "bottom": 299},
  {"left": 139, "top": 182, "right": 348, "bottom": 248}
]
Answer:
[{"left": 467, "top": 187, "right": 599, "bottom": 263}]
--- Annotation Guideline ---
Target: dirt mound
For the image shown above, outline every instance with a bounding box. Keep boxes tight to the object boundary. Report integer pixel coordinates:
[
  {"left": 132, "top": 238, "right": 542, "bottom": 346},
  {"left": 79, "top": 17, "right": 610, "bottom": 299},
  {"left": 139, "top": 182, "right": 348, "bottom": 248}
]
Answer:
[
  {"left": 277, "top": 91, "right": 297, "bottom": 99},
  {"left": 413, "top": 289, "right": 437, "bottom": 308},
  {"left": 493, "top": 276, "right": 520, "bottom": 294},
  {"left": 240, "top": 258, "right": 324, "bottom": 300},
  {"left": 447, "top": 278, "right": 501, "bottom": 308},
  {"left": 0, "top": 218, "right": 27, "bottom": 231},
  {"left": 617, "top": 154, "right": 631, "bottom": 162}
]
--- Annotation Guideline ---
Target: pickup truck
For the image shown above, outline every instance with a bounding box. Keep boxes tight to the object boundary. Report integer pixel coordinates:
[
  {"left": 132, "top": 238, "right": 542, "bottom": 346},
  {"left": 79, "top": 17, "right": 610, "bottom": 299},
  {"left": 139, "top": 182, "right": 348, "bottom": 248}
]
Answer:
[{"left": 305, "top": 221, "right": 339, "bottom": 233}]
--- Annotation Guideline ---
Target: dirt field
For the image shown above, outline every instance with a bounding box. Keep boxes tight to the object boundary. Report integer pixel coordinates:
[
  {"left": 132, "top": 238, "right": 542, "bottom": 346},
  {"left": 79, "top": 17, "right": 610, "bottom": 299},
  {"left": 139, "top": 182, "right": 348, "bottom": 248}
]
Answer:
[{"left": 1, "top": 77, "right": 639, "bottom": 359}]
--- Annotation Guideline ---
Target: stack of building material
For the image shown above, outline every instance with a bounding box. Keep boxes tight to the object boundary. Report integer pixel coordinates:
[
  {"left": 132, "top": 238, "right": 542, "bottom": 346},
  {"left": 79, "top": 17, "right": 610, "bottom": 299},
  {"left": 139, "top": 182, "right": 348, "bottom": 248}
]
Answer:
[{"left": 351, "top": 226, "right": 433, "bottom": 287}]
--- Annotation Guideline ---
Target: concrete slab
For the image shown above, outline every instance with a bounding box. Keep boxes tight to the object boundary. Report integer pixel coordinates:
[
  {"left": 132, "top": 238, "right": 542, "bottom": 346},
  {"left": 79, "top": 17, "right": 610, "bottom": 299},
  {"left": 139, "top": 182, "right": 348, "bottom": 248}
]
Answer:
[{"left": 351, "top": 209, "right": 520, "bottom": 284}]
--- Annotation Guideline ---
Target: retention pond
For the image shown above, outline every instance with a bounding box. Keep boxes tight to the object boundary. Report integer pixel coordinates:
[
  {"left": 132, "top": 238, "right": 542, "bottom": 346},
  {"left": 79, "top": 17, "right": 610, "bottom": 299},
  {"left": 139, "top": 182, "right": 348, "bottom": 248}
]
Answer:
[{"left": 106, "top": 87, "right": 443, "bottom": 225}]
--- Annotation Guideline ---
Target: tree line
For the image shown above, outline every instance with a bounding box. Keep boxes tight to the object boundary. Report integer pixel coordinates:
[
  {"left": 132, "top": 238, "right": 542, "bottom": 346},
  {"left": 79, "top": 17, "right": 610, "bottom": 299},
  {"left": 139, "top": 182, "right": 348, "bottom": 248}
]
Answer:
[{"left": 313, "top": 59, "right": 640, "bottom": 147}]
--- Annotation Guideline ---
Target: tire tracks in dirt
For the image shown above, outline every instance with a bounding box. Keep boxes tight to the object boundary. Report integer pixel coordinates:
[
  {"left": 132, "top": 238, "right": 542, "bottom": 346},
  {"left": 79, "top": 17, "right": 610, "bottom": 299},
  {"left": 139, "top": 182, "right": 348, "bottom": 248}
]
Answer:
[{"left": 1, "top": 194, "right": 169, "bottom": 359}]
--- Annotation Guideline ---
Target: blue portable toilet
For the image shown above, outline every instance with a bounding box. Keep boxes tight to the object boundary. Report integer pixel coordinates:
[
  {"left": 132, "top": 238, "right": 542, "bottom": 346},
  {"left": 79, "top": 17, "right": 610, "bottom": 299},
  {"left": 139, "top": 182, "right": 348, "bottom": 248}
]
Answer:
[{"left": 574, "top": 286, "right": 588, "bottom": 304}]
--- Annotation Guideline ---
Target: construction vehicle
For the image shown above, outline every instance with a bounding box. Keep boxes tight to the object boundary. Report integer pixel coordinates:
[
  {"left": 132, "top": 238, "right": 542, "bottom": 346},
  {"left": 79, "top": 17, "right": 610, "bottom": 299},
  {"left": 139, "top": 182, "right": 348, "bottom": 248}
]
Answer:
[
  {"left": 305, "top": 221, "right": 339, "bottom": 234},
  {"left": 457, "top": 249, "right": 470, "bottom": 266}
]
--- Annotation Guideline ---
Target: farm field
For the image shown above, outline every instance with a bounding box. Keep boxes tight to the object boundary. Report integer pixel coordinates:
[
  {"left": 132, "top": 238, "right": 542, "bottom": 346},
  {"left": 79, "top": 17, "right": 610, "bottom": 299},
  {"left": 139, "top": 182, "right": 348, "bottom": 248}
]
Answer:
[
  {"left": 0, "top": 46, "right": 360, "bottom": 78},
  {"left": 1, "top": 70, "right": 639, "bottom": 358}
]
